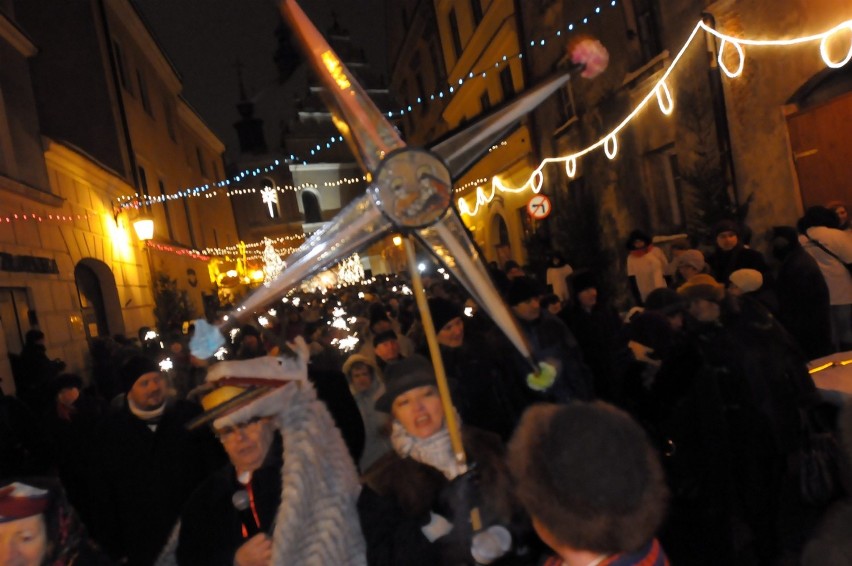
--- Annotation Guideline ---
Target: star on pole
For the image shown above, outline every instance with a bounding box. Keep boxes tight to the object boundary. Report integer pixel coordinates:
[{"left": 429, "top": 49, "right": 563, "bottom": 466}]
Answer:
[{"left": 234, "top": 0, "right": 592, "bottom": 367}]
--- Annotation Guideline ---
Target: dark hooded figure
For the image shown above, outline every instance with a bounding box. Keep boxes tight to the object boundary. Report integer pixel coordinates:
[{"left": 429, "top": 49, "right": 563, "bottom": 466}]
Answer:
[{"left": 771, "top": 226, "right": 833, "bottom": 360}]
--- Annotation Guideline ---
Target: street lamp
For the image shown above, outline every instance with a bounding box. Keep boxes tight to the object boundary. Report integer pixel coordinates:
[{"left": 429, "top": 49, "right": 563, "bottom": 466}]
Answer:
[
  {"left": 133, "top": 214, "right": 157, "bottom": 321},
  {"left": 133, "top": 214, "right": 155, "bottom": 241}
]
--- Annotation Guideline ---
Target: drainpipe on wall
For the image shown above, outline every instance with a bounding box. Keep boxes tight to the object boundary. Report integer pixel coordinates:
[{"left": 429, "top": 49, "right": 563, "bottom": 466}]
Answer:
[{"left": 701, "top": 12, "right": 741, "bottom": 208}]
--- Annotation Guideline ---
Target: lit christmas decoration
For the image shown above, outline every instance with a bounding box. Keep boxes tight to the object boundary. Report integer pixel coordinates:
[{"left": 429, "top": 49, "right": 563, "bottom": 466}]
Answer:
[
  {"left": 261, "top": 186, "right": 278, "bottom": 217},
  {"left": 229, "top": 328, "right": 240, "bottom": 343},
  {"left": 214, "top": 346, "right": 228, "bottom": 361},
  {"left": 331, "top": 334, "right": 359, "bottom": 352},
  {"left": 159, "top": 358, "right": 173, "bottom": 372},
  {"left": 257, "top": 315, "right": 270, "bottom": 327},
  {"left": 144, "top": 330, "right": 158, "bottom": 341},
  {"left": 464, "top": 306, "right": 475, "bottom": 317},
  {"left": 262, "top": 238, "right": 287, "bottom": 287},
  {"left": 336, "top": 253, "right": 365, "bottom": 286},
  {"left": 268, "top": 308, "right": 277, "bottom": 317},
  {"left": 458, "top": 17, "right": 852, "bottom": 217}
]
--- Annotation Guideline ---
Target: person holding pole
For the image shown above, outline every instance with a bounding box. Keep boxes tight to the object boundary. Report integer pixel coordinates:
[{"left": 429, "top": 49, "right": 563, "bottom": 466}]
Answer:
[{"left": 357, "top": 355, "right": 538, "bottom": 565}]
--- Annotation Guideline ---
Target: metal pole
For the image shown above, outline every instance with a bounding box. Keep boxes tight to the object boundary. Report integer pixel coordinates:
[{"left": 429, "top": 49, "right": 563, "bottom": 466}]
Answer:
[{"left": 402, "top": 236, "right": 481, "bottom": 531}]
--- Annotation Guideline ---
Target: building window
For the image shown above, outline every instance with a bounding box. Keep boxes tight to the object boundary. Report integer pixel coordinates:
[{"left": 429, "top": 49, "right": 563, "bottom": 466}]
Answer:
[
  {"left": 499, "top": 66, "right": 515, "bottom": 101},
  {"left": 471, "top": 0, "right": 483, "bottom": 25},
  {"left": 137, "top": 165, "right": 150, "bottom": 212},
  {"left": 625, "top": 0, "right": 663, "bottom": 63},
  {"left": 163, "top": 99, "right": 176, "bottom": 141},
  {"left": 480, "top": 92, "right": 491, "bottom": 113},
  {"left": 448, "top": 8, "right": 463, "bottom": 59},
  {"left": 302, "top": 192, "right": 322, "bottom": 224},
  {"left": 196, "top": 147, "right": 207, "bottom": 177},
  {"left": 112, "top": 39, "right": 132, "bottom": 94},
  {"left": 0, "top": 287, "right": 34, "bottom": 356},
  {"left": 136, "top": 69, "right": 152, "bottom": 115},
  {"left": 643, "top": 144, "right": 685, "bottom": 233},
  {"left": 158, "top": 179, "right": 175, "bottom": 241},
  {"left": 557, "top": 82, "right": 578, "bottom": 124},
  {"left": 182, "top": 198, "right": 197, "bottom": 249}
]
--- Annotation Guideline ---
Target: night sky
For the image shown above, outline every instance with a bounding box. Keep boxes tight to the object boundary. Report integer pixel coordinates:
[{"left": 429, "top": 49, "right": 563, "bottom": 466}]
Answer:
[{"left": 134, "top": 0, "right": 388, "bottom": 161}]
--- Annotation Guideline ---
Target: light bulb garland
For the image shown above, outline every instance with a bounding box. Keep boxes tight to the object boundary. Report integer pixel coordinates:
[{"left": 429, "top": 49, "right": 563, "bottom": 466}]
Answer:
[
  {"left": 457, "top": 16, "right": 852, "bottom": 217},
  {"left": 145, "top": 241, "right": 211, "bottom": 261},
  {"left": 0, "top": 212, "right": 97, "bottom": 224},
  {"left": 112, "top": 0, "right": 621, "bottom": 215}
]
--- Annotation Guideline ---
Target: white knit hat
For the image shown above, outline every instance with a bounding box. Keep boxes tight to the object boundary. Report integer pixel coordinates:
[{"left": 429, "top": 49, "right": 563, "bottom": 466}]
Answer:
[{"left": 729, "top": 269, "right": 763, "bottom": 293}]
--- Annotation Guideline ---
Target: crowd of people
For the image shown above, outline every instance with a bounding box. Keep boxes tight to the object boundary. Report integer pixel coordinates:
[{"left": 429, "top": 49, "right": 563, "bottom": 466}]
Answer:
[{"left": 2, "top": 205, "right": 852, "bottom": 565}]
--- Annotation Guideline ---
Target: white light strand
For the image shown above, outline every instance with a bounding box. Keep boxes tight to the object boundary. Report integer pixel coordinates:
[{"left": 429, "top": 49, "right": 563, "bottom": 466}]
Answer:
[
  {"left": 114, "top": 3, "right": 620, "bottom": 213},
  {"left": 458, "top": 17, "right": 852, "bottom": 216}
]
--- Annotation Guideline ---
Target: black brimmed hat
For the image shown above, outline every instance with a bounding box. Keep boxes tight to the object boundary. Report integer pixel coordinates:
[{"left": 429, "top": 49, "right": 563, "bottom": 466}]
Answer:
[{"left": 375, "top": 355, "right": 437, "bottom": 413}]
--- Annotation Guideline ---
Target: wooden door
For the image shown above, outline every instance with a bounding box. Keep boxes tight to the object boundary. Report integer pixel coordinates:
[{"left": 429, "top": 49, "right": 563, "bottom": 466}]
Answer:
[{"left": 787, "top": 91, "right": 852, "bottom": 208}]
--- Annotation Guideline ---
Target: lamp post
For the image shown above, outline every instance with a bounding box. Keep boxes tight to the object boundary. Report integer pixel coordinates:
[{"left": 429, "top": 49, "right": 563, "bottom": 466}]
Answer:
[{"left": 133, "top": 214, "right": 156, "bottom": 309}]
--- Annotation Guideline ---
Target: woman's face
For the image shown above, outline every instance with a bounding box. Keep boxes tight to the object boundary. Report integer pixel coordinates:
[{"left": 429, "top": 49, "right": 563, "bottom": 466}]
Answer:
[
  {"left": 0, "top": 514, "right": 48, "bottom": 566},
  {"left": 392, "top": 385, "right": 445, "bottom": 439}
]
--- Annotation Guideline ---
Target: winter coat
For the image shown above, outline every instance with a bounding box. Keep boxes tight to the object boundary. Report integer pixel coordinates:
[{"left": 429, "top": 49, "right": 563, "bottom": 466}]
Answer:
[
  {"left": 91, "top": 400, "right": 222, "bottom": 566},
  {"left": 176, "top": 437, "right": 283, "bottom": 566},
  {"left": 707, "top": 245, "right": 768, "bottom": 286},
  {"left": 358, "top": 427, "right": 537, "bottom": 566},
  {"left": 774, "top": 244, "right": 833, "bottom": 359}
]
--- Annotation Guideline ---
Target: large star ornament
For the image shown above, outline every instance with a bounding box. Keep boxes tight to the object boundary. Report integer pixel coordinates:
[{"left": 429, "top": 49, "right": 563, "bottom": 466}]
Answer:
[{"left": 236, "top": 0, "right": 590, "bottom": 367}]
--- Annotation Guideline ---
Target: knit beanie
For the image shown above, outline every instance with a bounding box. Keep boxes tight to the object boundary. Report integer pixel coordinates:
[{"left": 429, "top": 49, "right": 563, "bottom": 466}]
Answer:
[
  {"left": 729, "top": 269, "right": 763, "bottom": 293},
  {"left": 373, "top": 329, "right": 398, "bottom": 348},
  {"left": 712, "top": 219, "right": 740, "bottom": 238},
  {"left": 673, "top": 249, "right": 705, "bottom": 272},
  {"left": 625, "top": 230, "right": 651, "bottom": 250},
  {"left": 428, "top": 297, "right": 462, "bottom": 332},
  {"left": 570, "top": 270, "right": 598, "bottom": 296},
  {"left": 507, "top": 277, "right": 541, "bottom": 306},
  {"left": 677, "top": 274, "right": 725, "bottom": 303},
  {"left": 120, "top": 354, "right": 159, "bottom": 393}
]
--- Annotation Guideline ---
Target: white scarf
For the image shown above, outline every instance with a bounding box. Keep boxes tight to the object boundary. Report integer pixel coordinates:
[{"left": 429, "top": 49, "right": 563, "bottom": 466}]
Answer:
[
  {"left": 390, "top": 414, "right": 465, "bottom": 480},
  {"left": 128, "top": 398, "right": 166, "bottom": 431}
]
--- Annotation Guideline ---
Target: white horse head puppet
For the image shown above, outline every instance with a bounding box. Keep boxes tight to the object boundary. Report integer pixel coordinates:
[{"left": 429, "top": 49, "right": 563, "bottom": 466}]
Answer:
[{"left": 185, "top": 320, "right": 366, "bottom": 565}]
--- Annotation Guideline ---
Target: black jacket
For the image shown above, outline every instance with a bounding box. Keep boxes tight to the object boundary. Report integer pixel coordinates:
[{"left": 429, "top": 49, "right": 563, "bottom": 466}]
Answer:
[{"left": 91, "top": 400, "right": 222, "bottom": 566}]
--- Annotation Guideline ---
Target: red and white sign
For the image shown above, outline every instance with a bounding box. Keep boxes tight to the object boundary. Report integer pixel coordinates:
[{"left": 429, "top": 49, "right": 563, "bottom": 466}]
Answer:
[{"left": 526, "top": 194, "right": 552, "bottom": 219}]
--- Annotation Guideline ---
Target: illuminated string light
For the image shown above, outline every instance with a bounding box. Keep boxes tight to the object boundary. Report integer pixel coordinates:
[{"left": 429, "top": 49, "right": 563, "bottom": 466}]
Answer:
[
  {"left": 146, "top": 241, "right": 211, "bottom": 261},
  {"left": 459, "top": 18, "right": 852, "bottom": 216},
  {"left": 0, "top": 212, "right": 96, "bottom": 224},
  {"left": 114, "top": 4, "right": 621, "bottom": 215}
]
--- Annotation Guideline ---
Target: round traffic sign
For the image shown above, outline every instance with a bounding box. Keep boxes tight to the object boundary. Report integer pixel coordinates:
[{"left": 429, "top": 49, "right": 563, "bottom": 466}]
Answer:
[{"left": 526, "top": 194, "right": 552, "bottom": 219}]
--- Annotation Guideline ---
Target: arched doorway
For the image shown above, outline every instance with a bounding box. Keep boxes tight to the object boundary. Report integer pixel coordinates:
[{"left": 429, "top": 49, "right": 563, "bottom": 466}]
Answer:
[
  {"left": 301, "top": 191, "right": 322, "bottom": 223},
  {"left": 75, "top": 259, "right": 124, "bottom": 339},
  {"left": 490, "top": 213, "right": 512, "bottom": 268}
]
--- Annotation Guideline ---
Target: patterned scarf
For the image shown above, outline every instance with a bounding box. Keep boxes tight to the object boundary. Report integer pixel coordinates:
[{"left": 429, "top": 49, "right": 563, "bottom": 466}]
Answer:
[{"left": 390, "top": 413, "right": 464, "bottom": 480}]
